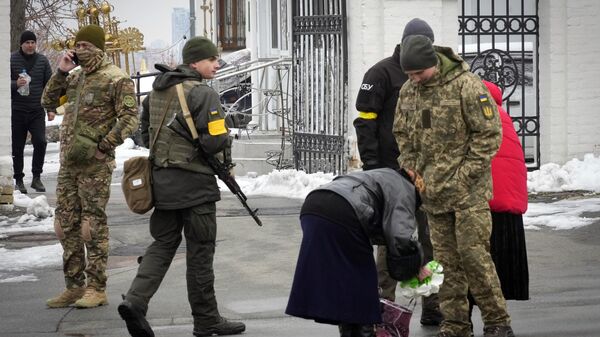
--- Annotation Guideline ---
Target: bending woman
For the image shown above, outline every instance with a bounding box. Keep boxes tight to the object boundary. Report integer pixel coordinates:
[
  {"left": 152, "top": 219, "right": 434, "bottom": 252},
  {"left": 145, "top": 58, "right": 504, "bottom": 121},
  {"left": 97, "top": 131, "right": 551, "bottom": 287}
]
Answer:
[{"left": 286, "top": 168, "right": 425, "bottom": 337}]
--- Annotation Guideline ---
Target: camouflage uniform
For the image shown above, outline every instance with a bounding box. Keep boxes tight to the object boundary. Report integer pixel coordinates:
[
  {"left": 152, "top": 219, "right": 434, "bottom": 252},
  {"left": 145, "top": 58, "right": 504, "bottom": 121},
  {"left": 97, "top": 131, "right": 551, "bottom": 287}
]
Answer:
[
  {"left": 42, "top": 56, "right": 138, "bottom": 291},
  {"left": 393, "top": 46, "right": 509, "bottom": 336}
]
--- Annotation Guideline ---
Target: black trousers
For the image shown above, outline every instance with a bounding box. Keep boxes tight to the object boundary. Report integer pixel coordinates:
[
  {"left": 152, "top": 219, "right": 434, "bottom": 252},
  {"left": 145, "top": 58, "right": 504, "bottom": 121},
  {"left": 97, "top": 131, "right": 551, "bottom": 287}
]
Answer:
[
  {"left": 11, "top": 108, "right": 47, "bottom": 180},
  {"left": 124, "top": 203, "right": 221, "bottom": 326}
]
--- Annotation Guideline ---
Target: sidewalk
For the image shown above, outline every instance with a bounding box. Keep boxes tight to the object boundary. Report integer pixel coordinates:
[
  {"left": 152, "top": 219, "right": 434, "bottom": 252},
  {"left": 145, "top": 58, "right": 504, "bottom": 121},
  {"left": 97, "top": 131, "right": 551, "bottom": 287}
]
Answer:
[{"left": 1, "top": 173, "right": 600, "bottom": 336}]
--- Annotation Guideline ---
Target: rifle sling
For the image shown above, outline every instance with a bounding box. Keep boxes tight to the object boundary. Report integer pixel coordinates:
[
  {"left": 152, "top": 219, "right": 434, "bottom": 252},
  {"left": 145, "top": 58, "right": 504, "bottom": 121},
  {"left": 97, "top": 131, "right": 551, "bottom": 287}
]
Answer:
[{"left": 175, "top": 83, "right": 199, "bottom": 140}]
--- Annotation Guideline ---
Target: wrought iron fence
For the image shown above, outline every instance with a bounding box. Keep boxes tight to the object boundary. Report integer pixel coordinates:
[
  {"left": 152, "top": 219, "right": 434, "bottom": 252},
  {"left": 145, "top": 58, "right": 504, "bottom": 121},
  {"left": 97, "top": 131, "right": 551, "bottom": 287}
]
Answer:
[
  {"left": 291, "top": 0, "right": 348, "bottom": 175},
  {"left": 459, "top": 0, "right": 540, "bottom": 170}
]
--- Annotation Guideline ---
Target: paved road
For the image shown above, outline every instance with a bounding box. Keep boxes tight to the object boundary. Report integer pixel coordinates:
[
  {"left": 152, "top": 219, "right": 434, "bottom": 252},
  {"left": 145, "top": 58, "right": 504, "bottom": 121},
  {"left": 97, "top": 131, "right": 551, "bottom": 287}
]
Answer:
[{"left": 1, "top": 171, "right": 600, "bottom": 337}]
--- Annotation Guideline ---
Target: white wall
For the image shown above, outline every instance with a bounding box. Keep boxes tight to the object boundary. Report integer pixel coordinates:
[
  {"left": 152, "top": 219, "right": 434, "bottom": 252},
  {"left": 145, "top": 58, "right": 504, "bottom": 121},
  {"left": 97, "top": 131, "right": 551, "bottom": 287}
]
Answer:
[
  {"left": 346, "top": 0, "right": 458, "bottom": 162},
  {"left": 539, "top": 0, "right": 600, "bottom": 164},
  {"left": 0, "top": 0, "right": 13, "bottom": 203}
]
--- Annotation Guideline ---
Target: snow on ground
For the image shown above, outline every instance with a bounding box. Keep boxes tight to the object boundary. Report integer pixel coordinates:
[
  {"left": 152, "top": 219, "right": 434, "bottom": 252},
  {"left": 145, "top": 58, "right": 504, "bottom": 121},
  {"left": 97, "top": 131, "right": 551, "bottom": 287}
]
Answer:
[{"left": 3, "top": 137, "right": 600, "bottom": 283}]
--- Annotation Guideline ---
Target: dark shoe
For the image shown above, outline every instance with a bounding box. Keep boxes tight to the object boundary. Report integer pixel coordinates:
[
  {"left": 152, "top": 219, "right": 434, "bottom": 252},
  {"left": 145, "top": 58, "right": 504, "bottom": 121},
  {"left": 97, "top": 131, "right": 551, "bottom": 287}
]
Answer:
[
  {"left": 338, "top": 324, "right": 374, "bottom": 337},
  {"left": 193, "top": 317, "right": 245, "bottom": 336},
  {"left": 15, "top": 180, "right": 27, "bottom": 194},
  {"left": 484, "top": 325, "right": 515, "bottom": 337},
  {"left": 118, "top": 300, "right": 155, "bottom": 337},
  {"left": 339, "top": 324, "right": 353, "bottom": 337},
  {"left": 31, "top": 176, "right": 46, "bottom": 192},
  {"left": 356, "top": 324, "right": 375, "bottom": 337},
  {"left": 420, "top": 294, "right": 443, "bottom": 326}
]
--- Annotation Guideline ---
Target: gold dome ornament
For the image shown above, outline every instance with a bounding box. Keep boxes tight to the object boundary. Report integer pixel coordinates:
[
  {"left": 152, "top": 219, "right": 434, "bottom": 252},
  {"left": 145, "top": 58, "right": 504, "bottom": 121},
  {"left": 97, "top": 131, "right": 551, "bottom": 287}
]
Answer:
[
  {"left": 100, "top": 1, "right": 113, "bottom": 15},
  {"left": 118, "top": 27, "right": 144, "bottom": 53}
]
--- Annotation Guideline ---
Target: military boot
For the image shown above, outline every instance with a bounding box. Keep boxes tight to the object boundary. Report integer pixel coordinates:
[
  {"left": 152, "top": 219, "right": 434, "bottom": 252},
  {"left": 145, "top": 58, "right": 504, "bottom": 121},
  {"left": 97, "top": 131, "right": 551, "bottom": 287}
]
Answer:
[
  {"left": 193, "top": 317, "right": 245, "bottom": 336},
  {"left": 118, "top": 300, "right": 155, "bottom": 337},
  {"left": 73, "top": 287, "right": 108, "bottom": 308},
  {"left": 15, "top": 180, "right": 27, "bottom": 194},
  {"left": 420, "top": 293, "right": 443, "bottom": 326},
  {"left": 483, "top": 325, "right": 515, "bottom": 337},
  {"left": 46, "top": 287, "right": 85, "bottom": 308},
  {"left": 31, "top": 176, "right": 46, "bottom": 192}
]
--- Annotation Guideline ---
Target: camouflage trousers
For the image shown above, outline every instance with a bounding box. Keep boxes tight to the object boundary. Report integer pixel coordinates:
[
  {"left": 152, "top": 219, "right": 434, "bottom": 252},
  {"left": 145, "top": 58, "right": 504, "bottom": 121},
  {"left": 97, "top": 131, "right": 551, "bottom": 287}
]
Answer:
[
  {"left": 376, "top": 209, "right": 433, "bottom": 301},
  {"left": 427, "top": 206, "right": 510, "bottom": 336},
  {"left": 54, "top": 160, "right": 114, "bottom": 291}
]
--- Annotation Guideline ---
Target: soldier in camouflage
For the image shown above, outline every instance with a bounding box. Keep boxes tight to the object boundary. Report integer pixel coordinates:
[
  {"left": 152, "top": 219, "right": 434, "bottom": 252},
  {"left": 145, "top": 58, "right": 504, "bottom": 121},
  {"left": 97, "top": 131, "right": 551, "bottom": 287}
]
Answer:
[
  {"left": 41, "top": 24, "right": 139, "bottom": 309},
  {"left": 354, "top": 18, "right": 442, "bottom": 326},
  {"left": 392, "top": 35, "right": 515, "bottom": 337}
]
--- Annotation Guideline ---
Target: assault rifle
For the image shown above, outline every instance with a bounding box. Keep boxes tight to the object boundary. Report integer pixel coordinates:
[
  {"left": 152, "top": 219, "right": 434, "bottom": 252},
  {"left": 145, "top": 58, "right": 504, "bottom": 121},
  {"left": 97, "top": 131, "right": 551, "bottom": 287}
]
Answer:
[
  {"left": 205, "top": 156, "right": 263, "bottom": 227},
  {"left": 165, "top": 115, "right": 262, "bottom": 227}
]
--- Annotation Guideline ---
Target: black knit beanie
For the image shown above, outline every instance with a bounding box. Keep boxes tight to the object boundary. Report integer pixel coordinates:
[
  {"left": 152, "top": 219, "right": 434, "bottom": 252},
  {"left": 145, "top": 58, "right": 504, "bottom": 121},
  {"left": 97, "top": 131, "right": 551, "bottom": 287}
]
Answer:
[
  {"left": 182, "top": 37, "right": 219, "bottom": 64},
  {"left": 75, "top": 24, "right": 106, "bottom": 51},
  {"left": 20, "top": 30, "right": 37, "bottom": 45},
  {"left": 402, "top": 18, "right": 435, "bottom": 43},
  {"left": 400, "top": 35, "right": 438, "bottom": 72}
]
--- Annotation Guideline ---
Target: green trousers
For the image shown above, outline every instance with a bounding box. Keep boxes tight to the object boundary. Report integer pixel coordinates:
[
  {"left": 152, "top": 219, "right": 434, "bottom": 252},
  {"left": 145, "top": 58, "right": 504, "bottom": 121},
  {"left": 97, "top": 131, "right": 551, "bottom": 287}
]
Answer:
[{"left": 124, "top": 203, "right": 221, "bottom": 325}]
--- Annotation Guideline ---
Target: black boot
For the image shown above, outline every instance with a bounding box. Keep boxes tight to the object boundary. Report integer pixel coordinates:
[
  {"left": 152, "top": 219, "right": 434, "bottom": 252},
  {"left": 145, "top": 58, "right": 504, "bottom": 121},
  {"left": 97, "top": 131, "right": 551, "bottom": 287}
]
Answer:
[
  {"left": 118, "top": 300, "right": 155, "bottom": 337},
  {"left": 339, "top": 324, "right": 375, "bottom": 337},
  {"left": 15, "top": 180, "right": 27, "bottom": 194},
  {"left": 31, "top": 176, "right": 46, "bottom": 192},
  {"left": 420, "top": 293, "right": 443, "bottom": 326},
  {"left": 193, "top": 317, "right": 245, "bottom": 336},
  {"left": 339, "top": 324, "right": 354, "bottom": 337},
  {"left": 356, "top": 324, "right": 375, "bottom": 337}
]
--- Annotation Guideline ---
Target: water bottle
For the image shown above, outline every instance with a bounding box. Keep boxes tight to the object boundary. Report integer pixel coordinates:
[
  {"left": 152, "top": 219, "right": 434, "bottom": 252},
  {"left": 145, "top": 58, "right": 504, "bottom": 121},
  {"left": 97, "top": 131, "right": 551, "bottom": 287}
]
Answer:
[{"left": 17, "top": 69, "right": 31, "bottom": 96}]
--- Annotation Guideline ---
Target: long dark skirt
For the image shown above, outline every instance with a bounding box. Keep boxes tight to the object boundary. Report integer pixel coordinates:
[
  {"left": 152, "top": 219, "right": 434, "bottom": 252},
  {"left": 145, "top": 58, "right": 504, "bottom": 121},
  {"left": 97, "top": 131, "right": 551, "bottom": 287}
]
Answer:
[
  {"left": 490, "top": 212, "right": 529, "bottom": 300},
  {"left": 285, "top": 214, "right": 381, "bottom": 325}
]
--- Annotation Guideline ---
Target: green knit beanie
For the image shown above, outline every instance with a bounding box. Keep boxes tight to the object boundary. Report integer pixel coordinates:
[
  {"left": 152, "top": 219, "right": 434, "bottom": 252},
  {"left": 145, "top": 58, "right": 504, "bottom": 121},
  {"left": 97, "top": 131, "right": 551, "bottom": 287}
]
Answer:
[
  {"left": 400, "top": 34, "right": 438, "bottom": 72},
  {"left": 75, "top": 24, "right": 105, "bottom": 51},
  {"left": 182, "top": 37, "right": 219, "bottom": 64}
]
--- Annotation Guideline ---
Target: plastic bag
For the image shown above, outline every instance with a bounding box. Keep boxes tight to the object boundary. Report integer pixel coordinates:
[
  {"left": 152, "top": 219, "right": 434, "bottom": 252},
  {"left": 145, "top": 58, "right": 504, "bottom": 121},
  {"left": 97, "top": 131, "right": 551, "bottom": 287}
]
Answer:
[
  {"left": 398, "top": 260, "right": 444, "bottom": 298},
  {"left": 17, "top": 69, "right": 31, "bottom": 96}
]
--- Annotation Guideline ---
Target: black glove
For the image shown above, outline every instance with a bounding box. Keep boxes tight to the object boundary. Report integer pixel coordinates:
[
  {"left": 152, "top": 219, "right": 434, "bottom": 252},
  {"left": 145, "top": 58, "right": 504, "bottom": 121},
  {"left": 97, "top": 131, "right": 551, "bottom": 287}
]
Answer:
[{"left": 386, "top": 243, "right": 423, "bottom": 281}]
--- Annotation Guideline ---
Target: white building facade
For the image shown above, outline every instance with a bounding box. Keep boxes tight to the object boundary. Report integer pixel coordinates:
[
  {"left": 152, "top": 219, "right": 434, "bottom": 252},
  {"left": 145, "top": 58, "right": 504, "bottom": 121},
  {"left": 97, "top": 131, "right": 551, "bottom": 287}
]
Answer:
[
  {"left": 1, "top": 0, "right": 14, "bottom": 205},
  {"left": 189, "top": 0, "right": 600, "bottom": 173}
]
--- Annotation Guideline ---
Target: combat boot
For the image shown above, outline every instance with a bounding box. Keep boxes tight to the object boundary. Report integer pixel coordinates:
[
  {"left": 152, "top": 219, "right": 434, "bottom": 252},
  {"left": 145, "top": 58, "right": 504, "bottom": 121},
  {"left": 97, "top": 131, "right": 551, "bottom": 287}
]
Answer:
[
  {"left": 193, "top": 317, "right": 245, "bottom": 336},
  {"left": 46, "top": 287, "right": 85, "bottom": 308},
  {"left": 118, "top": 300, "right": 155, "bottom": 337},
  {"left": 420, "top": 293, "right": 443, "bottom": 326},
  {"left": 15, "top": 180, "right": 27, "bottom": 194},
  {"left": 483, "top": 325, "right": 515, "bottom": 337},
  {"left": 31, "top": 176, "right": 46, "bottom": 192},
  {"left": 73, "top": 287, "right": 108, "bottom": 308}
]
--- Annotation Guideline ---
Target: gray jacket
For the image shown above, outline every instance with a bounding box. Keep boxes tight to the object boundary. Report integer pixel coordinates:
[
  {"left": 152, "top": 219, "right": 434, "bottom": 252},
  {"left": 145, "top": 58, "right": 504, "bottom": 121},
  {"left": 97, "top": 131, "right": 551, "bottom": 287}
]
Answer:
[{"left": 310, "top": 168, "right": 419, "bottom": 257}]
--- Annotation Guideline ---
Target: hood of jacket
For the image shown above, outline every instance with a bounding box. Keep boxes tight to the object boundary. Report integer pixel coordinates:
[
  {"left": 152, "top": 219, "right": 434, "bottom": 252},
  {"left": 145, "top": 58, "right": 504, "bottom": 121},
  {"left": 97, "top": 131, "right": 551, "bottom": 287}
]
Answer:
[
  {"left": 423, "top": 45, "right": 469, "bottom": 87},
  {"left": 152, "top": 64, "right": 204, "bottom": 91},
  {"left": 483, "top": 80, "right": 503, "bottom": 105}
]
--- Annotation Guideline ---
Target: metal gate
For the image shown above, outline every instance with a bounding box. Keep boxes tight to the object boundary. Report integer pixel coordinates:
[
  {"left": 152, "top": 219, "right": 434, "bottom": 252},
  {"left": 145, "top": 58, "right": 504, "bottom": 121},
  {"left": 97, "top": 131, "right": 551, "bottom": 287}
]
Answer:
[
  {"left": 459, "top": 0, "right": 540, "bottom": 169},
  {"left": 292, "top": 0, "right": 348, "bottom": 174}
]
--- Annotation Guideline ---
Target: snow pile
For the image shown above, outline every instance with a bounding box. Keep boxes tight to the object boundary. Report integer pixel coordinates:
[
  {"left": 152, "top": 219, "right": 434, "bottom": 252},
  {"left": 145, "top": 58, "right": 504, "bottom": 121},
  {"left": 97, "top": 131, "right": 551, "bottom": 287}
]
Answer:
[
  {"left": 528, "top": 153, "right": 600, "bottom": 193},
  {"left": 234, "top": 169, "right": 335, "bottom": 199}
]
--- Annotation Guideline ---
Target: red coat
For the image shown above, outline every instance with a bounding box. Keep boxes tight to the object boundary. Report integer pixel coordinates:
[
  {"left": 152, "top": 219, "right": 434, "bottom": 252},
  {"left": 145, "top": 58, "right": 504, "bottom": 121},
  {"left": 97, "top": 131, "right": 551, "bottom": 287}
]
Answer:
[{"left": 483, "top": 81, "right": 528, "bottom": 214}]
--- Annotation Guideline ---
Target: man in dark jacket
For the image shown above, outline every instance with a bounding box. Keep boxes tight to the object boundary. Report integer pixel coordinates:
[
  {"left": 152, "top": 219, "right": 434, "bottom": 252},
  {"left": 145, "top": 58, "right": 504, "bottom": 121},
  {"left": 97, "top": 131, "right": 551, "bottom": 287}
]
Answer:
[
  {"left": 353, "top": 18, "right": 442, "bottom": 326},
  {"left": 118, "top": 37, "right": 245, "bottom": 337},
  {"left": 10, "top": 30, "right": 53, "bottom": 193}
]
